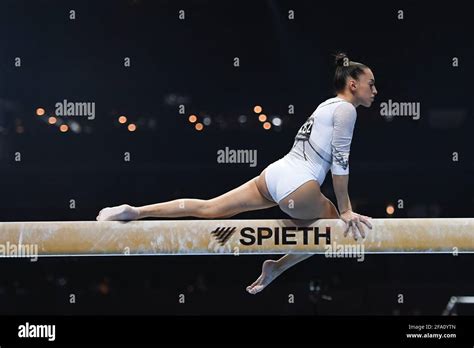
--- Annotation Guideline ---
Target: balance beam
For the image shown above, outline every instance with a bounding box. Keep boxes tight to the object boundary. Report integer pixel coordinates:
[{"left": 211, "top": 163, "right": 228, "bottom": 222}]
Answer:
[{"left": 0, "top": 218, "right": 473, "bottom": 257}]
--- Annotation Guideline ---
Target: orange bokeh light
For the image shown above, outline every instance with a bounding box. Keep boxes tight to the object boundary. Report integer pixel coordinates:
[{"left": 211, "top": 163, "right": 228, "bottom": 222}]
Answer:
[
  {"left": 254, "top": 105, "right": 262, "bottom": 114},
  {"left": 386, "top": 205, "right": 395, "bottom": 215},
  {"left": 195, "top": 123, "right": 204, "bottom": 131}
]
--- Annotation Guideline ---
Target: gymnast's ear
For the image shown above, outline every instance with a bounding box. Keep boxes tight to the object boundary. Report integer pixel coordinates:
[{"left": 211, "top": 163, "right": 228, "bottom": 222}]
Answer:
[{"left": 348, "top": 78, "right": 358, "bottom": 91}]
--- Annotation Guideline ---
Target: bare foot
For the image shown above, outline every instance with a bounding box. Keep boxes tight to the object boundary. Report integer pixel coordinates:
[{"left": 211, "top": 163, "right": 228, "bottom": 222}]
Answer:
[
  {"left": 96, "top": 204, "right": 140, "bottom": 221},
  {"left": 246, "top": 259, "right": 281, "bottom": 295}
]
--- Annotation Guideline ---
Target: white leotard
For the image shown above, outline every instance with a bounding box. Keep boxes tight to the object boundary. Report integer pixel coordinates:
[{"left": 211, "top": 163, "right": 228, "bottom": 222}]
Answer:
[{"left": 264, "top": 97, "right": 357, "bottom": 203}]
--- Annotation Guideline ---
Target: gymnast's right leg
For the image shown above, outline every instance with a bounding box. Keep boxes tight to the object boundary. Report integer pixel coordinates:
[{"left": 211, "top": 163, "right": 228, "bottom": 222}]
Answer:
[
  {"left": 246, "top": 179, "right": 340, "bottom": 294},
  {"left": 96, "top": 176, "right": 277, "bottom": 221}
]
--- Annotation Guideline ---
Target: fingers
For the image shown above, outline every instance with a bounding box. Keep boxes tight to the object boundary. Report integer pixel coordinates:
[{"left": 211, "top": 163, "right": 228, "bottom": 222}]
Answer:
[
  {"left": 345, "top": 219, "right": 365, "bottom": 240},
  {"left": 344, "top": 222, "right": 351, "bottom": 238},
  {"left": 342, "top": 213, "right": 372, "bottom": 240},
  {"left": 351, "top": 223, "right": 359, "bottom": 241},
  {"left": 356, "top": 220, "right": 365, "bottom": 239},
  {"left": 360, "top": 215, "right": 373, "bottom": 229},
  {"left": 344, "top": 220, "right": 359, "bottom": 240}
]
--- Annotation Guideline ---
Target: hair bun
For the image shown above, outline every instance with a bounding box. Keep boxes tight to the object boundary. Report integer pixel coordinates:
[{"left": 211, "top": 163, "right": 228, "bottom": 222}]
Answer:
[{"left": 335, "top": 52, "right": 348, "bottom": 67}]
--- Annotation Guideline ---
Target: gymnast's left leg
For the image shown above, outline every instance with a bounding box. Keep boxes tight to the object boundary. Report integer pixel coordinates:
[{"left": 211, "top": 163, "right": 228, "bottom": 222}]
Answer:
[{"left": 96, "top": 176, "right": 277, "bottom": 221}]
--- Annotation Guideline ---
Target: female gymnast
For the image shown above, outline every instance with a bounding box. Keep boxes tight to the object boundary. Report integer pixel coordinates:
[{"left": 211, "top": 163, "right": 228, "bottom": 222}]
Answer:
[{"left": 97, "top": 53, "right": 377, "bottom": 295}]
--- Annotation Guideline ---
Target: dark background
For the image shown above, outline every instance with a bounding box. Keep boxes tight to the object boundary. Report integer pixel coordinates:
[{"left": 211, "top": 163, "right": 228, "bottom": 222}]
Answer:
[{"left": 0, "top": 0, "right": 472, "bottom": 315}]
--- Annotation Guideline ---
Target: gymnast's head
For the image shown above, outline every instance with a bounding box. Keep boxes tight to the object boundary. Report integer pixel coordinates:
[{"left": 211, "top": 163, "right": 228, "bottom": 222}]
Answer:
[{"left": 333, "top": 52, "right": 377, "bottom": 108}]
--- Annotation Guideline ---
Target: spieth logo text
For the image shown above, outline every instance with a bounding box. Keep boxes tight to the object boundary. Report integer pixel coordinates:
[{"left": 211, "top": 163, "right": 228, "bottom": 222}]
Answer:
[{"left": 211, "top": 226, "right": 331, "bottom": 246}]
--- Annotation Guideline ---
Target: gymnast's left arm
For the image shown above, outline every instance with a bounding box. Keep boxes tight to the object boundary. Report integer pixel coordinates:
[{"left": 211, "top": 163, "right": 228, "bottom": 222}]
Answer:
[{"left": 331, "top": 103, "right": 372, "bottom": 239}]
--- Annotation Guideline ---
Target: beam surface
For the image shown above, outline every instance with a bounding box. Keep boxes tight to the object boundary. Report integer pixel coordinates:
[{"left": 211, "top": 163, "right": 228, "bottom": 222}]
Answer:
[{"left": 0, "top": 218, "right": 473, "bottom": 256}]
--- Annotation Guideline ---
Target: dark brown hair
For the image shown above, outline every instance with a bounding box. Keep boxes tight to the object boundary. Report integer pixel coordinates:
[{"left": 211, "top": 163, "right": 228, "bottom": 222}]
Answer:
[{"left": 334, "top": 53, "right": 369, "bottom": 93}]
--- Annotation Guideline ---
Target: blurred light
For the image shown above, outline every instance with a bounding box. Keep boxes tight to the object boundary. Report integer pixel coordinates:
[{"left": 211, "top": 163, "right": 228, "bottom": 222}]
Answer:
[
  {"left": 195, "top": 123, "right": 203, "bottom": 131},
  {"left": 189, "top": 115, "right": 197, "bottom": 123},
  {"left": 69, "top": 122, "right": 81, "bottom": 133},
  {"left": 119, "top": 116, "right": 127, "bottom": 124},
  {"left": 36, "top": 108, "right": 45, "bottom": 116},
  {"left": 128, "top": 123, "right": 137, "bottom": 132},
  {"left": 258, "top": 114, "right": 267, "bottom": 122},
  {"left": 254, "top": 105, "right": 262, "bottom": 114},
  {"left": 60, "top": 124, "right": 69, "bottom": 132},
  {"left": 386, "top": 204, "right": 395, "bottom": 215},
  {"left": 203, "top": 116, "right": 212, "bottom": 126},
  {"left": 164, "top": 93, "right": 190, "bottom": 106},
  {"left": 271, "top": 116, "right": 282, "bottom": 127},
  {"left": 98, "top": 282, "right": 109, "bottom": 295},
  {"left": 147, "top": 118, "right": 157, "bottom": 130},
  {"left": 238, "top": 115, "right": 247, "bottom": 124},
  {"left": 48, "top": 116, "right": 57, "bottom": 125},
  {"left": 263, "top": 122, "right": 271, "bottom": 130}
]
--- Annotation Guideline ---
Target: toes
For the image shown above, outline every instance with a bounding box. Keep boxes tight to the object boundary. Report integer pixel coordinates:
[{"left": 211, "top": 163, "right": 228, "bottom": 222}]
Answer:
[
  {"left": 247, "top": 276, "right": 266, "bottom": 294},
  {"left": 249, "top": 275, "right": 263, "bottom": 289},
  {"left": 97, "top": 212, "right": 106, "bottom": 221},
  {"left": 96, "top": 208, "right": 109, "bottom": 221},
  {"left": 247, "top": 286, "right": 262, "bottom": 295}
]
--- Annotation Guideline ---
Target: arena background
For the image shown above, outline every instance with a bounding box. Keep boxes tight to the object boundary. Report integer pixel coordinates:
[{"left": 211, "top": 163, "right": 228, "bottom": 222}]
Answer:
[{"left": 0, "top": 0, "right": 472, "bottom": 320}]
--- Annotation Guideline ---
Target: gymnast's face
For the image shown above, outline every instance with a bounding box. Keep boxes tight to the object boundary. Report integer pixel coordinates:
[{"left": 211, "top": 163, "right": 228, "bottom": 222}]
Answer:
[{"left": 352, "top": 68, "right": 377, "bottom": 107}]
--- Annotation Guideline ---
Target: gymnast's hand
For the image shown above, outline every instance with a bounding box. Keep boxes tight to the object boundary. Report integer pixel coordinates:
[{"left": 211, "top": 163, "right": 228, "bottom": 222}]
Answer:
[
  {"left": 340, "top": 210, "right": 373, "bottom": 241},
  {"left": 96, "top": 204, "right": 140, "bottom": 221}
]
